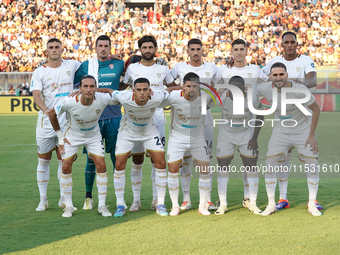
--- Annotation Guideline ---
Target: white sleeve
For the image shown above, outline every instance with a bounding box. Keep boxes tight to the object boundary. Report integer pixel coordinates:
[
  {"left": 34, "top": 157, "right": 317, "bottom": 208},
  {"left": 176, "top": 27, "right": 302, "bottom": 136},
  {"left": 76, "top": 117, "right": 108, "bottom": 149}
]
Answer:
[
  {"left": 262, "top": 60, "right": 273, "bottom": 75},
  {"left": 123, "top": 66, "right": 133, "bottom": 84},
  {"left": 54, "top": 97, "right": 69, "bottom": 116},
  {"left": 97, "top": 92, "right": 115, "bottom": 105},
  {"left": 257, "top": 66, "right": 269, "bottom": 83},
  {"left": 170, "top": 64, "right": 178, "bottom": 80},
  {"left": 164, "top": 66, "right": 174, "bottom": 84},
  {"left": 30, "top": 69, "right": 43, "bottom": 92},
  {"left": 213, "top": 66, "right": 224, "bottom": 85},
  {"left": 301, "top": 90, "right": 316, "bottom": 107},
  {"left": 304, "top": 57, "right": 316, "bottom": 75}
]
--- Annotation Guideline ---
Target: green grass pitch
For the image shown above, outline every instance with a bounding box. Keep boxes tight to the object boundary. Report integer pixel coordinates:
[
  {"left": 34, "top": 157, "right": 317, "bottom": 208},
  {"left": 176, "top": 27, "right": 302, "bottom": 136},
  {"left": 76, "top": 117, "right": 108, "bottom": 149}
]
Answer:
[{"left": 0, "top": 112, "right": 339, "bottom": 254}]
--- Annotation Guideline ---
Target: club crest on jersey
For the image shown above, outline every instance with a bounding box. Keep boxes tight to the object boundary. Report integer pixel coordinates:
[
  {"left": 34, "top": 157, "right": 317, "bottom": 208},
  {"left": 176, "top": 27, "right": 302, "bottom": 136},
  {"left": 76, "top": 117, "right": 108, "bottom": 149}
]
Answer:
[
  {"left": 76, "top": 119, "right": 85, "bottom": 126},
  {"left": 47, "top": 77, "right": 52, "bottom": 81},
  {"left": 150, "top": 108, "right": 155, "bottom": 113},
  {"left": 66, "top": 71, "right": 71, "bottom": 76},
  {"left": 156, "top": 73, "right": 161, "bottom": 79},
  {"left": 110, "top": 64, "right": 114, "bottom": 69},
  {"left": 205, "top": 72, "right": 210, "bottom": 77},
  {"left": 227, "top": 74, "right": 232, "bottom": 78},
  {"left": 177, "top": 108, "right": 183, "bottom": 112},
  {"left": 128, "top": 110, "right": 134, "bottom": 113},
  {"left": 296, "top": 67, "right": 301, "bottom": 72},
  {"left": 247, "top": 73, "right": 252, "bottom": 78},
  {"left": 96, "top": 109, "right": 101, "bottom": 115},
  {"left": 74, "top": 114, "right": 79, "bottom": 117},
  {"left": 51, "top": 82, "right": 58, "bottom": 90},
  {"left": 178, "top": 114, "right": 187, "bottom": 122}
]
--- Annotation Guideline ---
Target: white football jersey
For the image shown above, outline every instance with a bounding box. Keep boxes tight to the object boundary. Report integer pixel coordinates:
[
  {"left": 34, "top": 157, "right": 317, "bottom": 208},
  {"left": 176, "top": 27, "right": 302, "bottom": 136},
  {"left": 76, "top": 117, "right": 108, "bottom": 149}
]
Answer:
[
  {"left": 163, "top": 90, "right": 211, "bottom": 143},
  {"left": 253, "top": 82, "right": 316, "bottom": 134},
  {"left": 114, "top": 90, "right": 169, "bottom": 137},
  {"left": 123, "top": 62, "right": 174, "bottom": 90},
  {"left": 170, "top": 62, "right": 218, "bottom": 85},
  {"left": 55, "top": 92, "right": 115, "bottom": 138},
  {"left": 214, "top": 64, "right": 268, "bottom": 89},
  {"left": 262, "top": 54, "right": 316, "bottom": 82},
  {"left": 171, "top": 62, "right": 218, "bottom": 126},
  {"left": 216, "top": 90, "right": 262, "bottom": 133},
  {"left": 30, "top": 60, "right": 81, "bottom": 129},
  {"left": 123, "top": 62, "right": 173, "bottom": 125}
]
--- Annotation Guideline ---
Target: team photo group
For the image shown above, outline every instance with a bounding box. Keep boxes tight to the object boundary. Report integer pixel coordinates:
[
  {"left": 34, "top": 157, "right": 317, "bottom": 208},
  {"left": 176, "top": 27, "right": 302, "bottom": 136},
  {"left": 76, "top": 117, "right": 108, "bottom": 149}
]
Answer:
[{"left": 30, "top": 32, "right": 322, "bottom": 219}]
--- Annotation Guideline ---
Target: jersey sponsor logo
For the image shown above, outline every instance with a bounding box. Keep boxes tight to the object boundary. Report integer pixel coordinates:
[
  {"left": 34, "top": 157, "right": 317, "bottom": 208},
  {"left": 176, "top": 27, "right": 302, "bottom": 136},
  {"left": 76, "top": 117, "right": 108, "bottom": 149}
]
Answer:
[
  {"left": 128, "top": 110, "right": 134, "bottom": 113},
  {"left": 66, "top": 71, "right": 71, "bottom": 76},
  {"left": 51, "top": 82, "right": 58, "bottom": 90},
  {"left": 311, "top": 63, "right": 315, "bottom": 68},
  {"left": 56, "top": 105, "right": 61, "bottom": 112},
  {"left": 80, "top": 126, "right": 96, "bottom": 131},
  {"left": 129, "top": 114, "right": 151, "bottom": 121},
  {"left": 47, "top": 78, "right": 52, "bottom": 81},
  {"left": 74, "top": 114, "right": 79, "bottom": 117},
  {"left": 101, "top": 73, "right": 116, "bottom": 77},
  {"left": 181, "top": 124, "right": 198, "bottom": 128},
  {"left": 110, "top": 64, "right": 114, "bottom": 69},
  {"left": 296, "top": 67, "right": 301, "bottom": 72},
  {"left": 31, "top": 81, "right": 34, "bottom": 87},
  {"left": 99, "top": 82, "right": 112, "bottom": 86},
  {"left": 55, "top": 92, "right": 70, "bottom": 97},
  {"left": 133, "top": 122, "right": 148, "bottom": 127},
  {"left": 177, "top": 108, "right": 182, "bottom": 111}
]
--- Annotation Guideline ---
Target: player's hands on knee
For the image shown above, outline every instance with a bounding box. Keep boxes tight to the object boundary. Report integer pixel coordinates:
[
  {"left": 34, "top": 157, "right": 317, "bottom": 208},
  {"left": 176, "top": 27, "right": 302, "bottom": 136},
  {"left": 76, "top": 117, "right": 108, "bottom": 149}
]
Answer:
[
  {"left": 248, "top": 139, "right": 259, "bottom": 157},
  {"left": 305, "top": 135, "right": 318, "bottom": 154},
  {"left": 68, "top": 90, "right": 80, "bottom": 97}
]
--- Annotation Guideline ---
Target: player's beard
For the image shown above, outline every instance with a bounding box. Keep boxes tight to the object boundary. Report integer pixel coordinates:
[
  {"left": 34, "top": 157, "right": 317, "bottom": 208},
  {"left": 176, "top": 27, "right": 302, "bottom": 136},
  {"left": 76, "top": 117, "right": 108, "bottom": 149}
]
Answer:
[{"left": 142, "top": 52, "right": 155, "bottom": 61}]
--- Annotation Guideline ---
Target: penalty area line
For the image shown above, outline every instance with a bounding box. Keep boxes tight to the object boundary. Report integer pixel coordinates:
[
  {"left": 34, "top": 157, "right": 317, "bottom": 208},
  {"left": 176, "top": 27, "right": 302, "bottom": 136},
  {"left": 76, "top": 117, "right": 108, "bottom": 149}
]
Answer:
[{"left": 0, "top": 143, "right": 36, "bottom": 147}]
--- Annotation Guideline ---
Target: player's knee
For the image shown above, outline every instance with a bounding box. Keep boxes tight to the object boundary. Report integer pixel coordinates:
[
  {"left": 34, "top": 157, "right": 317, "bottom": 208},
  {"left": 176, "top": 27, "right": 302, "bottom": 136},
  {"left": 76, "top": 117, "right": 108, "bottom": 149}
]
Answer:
[
  {"left": 132, "top": 155, "right": 144, "bottom": 165},
  {"left": 115, "top": 160, "right": 126, "bottom": 171},
  {"left": 95, "top": 160, "right": 106, "bottom": 173},
  {"left": 154, "top": 160, "right": 166, "bottom": 169},
  {"left": 62, "top": 164, "right": 72, "bottom": 174},
  {"left": 38, "top": 158, "right": 51, "bottom": 166}
]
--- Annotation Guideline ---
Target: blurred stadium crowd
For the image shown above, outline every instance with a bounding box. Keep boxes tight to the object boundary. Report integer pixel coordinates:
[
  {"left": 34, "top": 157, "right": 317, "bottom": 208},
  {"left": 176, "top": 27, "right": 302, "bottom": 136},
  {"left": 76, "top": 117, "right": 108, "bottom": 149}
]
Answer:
[{"left": 0, "top": 0, "right": 340, "bottom": 73}]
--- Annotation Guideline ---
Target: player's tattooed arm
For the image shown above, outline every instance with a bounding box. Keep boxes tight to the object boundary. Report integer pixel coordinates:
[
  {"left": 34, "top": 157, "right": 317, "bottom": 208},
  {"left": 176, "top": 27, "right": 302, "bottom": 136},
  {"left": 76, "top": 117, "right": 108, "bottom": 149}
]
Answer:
[
  {"left": 303, "top": 71, "right": 317, "bottom": 88},
  {"left": 119, "top": 81, "right": 130, "bottom": 91},
  {"left": 305, "top": 100, "right": 321, "bottom": 154},
  {"left": 32, "top": 90, "right": 50, "bottom": 116},
  {"left": 247, "top": 115, "right": 264, "bottom": 157}
]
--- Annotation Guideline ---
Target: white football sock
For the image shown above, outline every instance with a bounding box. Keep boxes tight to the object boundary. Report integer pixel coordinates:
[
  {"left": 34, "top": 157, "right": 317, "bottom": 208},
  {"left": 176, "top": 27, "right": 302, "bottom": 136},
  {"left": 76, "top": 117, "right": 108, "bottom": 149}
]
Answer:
[
  {"left": 155, "top": 168, "right": 167, "bottom": 205},
  {"left": 305, "top": 159, "right": 319, "bottom": 205},
  {"left": 61, "top": 173, "right": 73, "bottom": 208},
  {"left": 96, "top": 172, "right": 108, "bottom": 208},
  {"left": 131, "top": 163, "right": 142, "bottom": 202},
  {"left": 57, "top": 160, "right": 63, "bottom": 198},
  {"left": 247, "top": 171, "right": 259, "bottom": 205},
  {"left": 199, "top": 173, "right": 210, "bottom": 208},
  {"left": 37, "top": 158, "right": 50, "bottom": 199},
  {"left": 265, "top": 158, "right": 278, "bottom": 206},
  {"left": 114, "top": 169, "right": 125, "bottom": 206},
  {"left": 168, "top": 172, "right": 179, "bottom": 208},
  {"left": 243, "top": 171, "right": 249, "bottom": 199},
  {"left": 278, "top": 153, "right": 291, "bottom": 200},
  {"left": 180, "top": 156, "right": 192, "bottom": 202},
  {"left": 217, "top": 170, "right": 229, "bottom": 206},
  {"left": 151, "top": 163, "right": 157, "bottom": 201}
]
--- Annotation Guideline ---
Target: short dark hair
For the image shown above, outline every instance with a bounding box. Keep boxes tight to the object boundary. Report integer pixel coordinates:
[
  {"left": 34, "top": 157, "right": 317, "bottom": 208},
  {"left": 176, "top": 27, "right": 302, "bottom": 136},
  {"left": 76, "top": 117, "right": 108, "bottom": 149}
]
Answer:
[
  {"left": 282, "top": 31, "right": 297, "bottom": 40},
  {"left": 80, "top": 75, "right": 97, "bottom": 87},
  {"left": 134, "top": 77, "right": 150, "bottom": 87},
  {"left": 183, "top": 72, "right": 200, "bottom": 84},
  {"left": 95, "top": 35, "right": 111, "bottom": 47},
  {"left": 138, "top": 35, "right": 157, "bottom": 48},
  {"left": 229, "top": 76, "right": 245, "bottom": 87},
  {"left": 187, "top": 38, "right": 202, "bottom": 48},
  {"left": 231, "top": 39, "right": 247, "bottom": 48},
  {"left": 270, "top": 62, "right": 287, "bottom": 72},
  {"left": 47, "top": 38, "right": 62, "bottom": 46}
]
